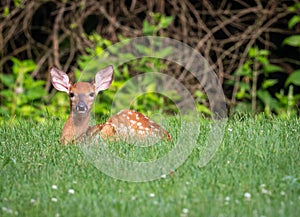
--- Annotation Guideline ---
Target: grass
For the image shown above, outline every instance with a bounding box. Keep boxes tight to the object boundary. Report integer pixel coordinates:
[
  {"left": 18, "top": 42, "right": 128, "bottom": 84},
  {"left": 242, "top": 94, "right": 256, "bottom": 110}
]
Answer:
[{"left": 1, "top": 115, "right": 300, "bottom": 217}]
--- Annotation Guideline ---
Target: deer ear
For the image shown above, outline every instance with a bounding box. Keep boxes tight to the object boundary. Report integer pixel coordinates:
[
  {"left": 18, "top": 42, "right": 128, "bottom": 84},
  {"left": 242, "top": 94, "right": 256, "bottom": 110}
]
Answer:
[
  {"left": 50, "top": 67, "right": 71, "bottom": 93},
  {"left": 94, "top": 65, "right": 114, "bottom": 94}
]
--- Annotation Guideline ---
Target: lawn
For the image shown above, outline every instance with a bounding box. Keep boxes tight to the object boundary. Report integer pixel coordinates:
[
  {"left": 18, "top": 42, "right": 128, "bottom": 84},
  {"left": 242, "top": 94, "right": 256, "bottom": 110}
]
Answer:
[{"left": 1, "top": 115, "right": 300, "bottom": 217}]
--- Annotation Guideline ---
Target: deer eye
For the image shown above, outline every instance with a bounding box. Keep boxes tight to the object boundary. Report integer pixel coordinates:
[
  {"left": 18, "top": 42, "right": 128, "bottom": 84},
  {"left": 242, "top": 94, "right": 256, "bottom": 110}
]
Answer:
[
  {"left": 69, "top": 92, "right": 75, "bottom": 98},
  {"left": 89, "top": 92, "right": 95, "bottom": 97}
]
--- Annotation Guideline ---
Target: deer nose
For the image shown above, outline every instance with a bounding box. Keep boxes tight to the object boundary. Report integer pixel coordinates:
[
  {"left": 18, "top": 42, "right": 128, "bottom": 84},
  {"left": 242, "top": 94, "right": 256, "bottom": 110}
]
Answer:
[{"left": 76, "top": 101, "right": 88, "bottom": 113}]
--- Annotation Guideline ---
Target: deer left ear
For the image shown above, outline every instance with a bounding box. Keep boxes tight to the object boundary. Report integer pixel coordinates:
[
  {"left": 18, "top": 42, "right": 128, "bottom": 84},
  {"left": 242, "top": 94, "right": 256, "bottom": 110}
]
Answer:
[{"left": 94, "top": 65, "right": 114, "bottom": 94}]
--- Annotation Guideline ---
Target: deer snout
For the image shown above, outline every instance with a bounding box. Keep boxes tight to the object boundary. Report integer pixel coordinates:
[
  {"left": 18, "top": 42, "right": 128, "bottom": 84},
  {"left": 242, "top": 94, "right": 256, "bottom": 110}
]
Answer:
[{"left": 76, "top": 101, "right": 88, "bottom": 113}]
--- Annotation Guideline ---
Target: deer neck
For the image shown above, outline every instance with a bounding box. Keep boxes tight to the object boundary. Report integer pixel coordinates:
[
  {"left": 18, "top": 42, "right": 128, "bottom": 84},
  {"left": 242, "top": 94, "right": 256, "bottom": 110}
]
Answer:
[{"left": 61, "top": 112, "right": 90, "bottom": 144}]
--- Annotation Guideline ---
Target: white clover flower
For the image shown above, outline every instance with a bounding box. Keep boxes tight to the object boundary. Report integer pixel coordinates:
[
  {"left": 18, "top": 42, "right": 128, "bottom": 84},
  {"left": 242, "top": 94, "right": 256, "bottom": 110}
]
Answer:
[
  {"left": 161, "top": 174, "right": 167, "bottom": 179},
  {"left": 30, "top": 198, "right": 36, "bottom": 203},
  {"left": 2, "top": 207, "right": 13, "bottom": 214},
  {"left": 182, "top": 208, "right": 189, "bottom": 214},
  {"left": 244, "top": 192, "right": 251, "bottom": 200},
  {"left": 225, "top": 196, "right": 230, "bottom": 201},
  {"left": 51, "top": 197, "right": 58, "bottom": 202},
  {"left": 52, "top": 185, "right": 58, "bottom": 190},
  {"left": 68, "top": 189, "right": 75, "bottom": 194},
  {"left": 261, "top": 188, "right": 270, "bottom": 195},
  {"left": 149, "top": 193, "right": 155, "bottom": 198}
]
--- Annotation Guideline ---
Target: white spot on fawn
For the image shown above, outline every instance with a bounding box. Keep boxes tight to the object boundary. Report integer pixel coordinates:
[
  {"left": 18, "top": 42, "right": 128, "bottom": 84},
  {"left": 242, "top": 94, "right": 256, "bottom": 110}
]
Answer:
[{"left": 130, "top": 119, "right": 137, "bottom": 124}]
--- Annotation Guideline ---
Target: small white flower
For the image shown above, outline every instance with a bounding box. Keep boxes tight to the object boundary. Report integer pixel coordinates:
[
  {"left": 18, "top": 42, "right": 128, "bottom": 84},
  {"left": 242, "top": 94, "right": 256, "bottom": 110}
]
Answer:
[
  {"left": 185, "top": 181, "right": 190, "bottom": 185},
  {"left": 161, "top": 174, "right": 167, "bottom": 179},
  {"left": 261, "top": 188, "right": 270, "bottom": 195},
  {"left": 153, "top": 200, "right": 159, "bottom": 205},
  {"left": 15, "top": 87, "right": 24, "bottom": 94},
  {"left": 2, "top": 207, "right": 13, "bottom": 214},
  {"left": 228, "top": 128, "right": 233, "bottom": 132},
  {"left": 52, "top": 185, "right": 58, "bottom": 190},
  {"left": 280, "top": 191, "right": 286, "bottom": 196},
  {"left": 149, "top": 193, "right": 155, "bottom": 198},
  {"left": 30, "top": 198, "right": 36, "bottom": 203},
  {"left": 55, "top": 213, "right": 60, "bottom": 217},
  {"left": 182, "top": 208, "right": 189, "bottom": 214},
  {"left": 131, "top": 196, "right": 136, "bottom": 200},
  {"left": 68, "top": 189, "right": 75, "bottom": 194},
  {"left": 225, "top": 196, "right": 230, "bottom": 201},
  {"left": 244, "top": 192, "right": 251, "bottom": 200},
  {"left": 11, "top": 158, "right": 16, "bottom": 164},
  {"left": 51, "top": 197, "right": 58, "bottom": 202}
]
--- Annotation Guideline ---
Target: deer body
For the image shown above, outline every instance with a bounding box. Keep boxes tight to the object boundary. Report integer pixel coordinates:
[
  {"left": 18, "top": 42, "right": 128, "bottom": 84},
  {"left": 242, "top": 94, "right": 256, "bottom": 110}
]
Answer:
[{"left": 50, "top": 66, "right": 170, "bottom": 144}]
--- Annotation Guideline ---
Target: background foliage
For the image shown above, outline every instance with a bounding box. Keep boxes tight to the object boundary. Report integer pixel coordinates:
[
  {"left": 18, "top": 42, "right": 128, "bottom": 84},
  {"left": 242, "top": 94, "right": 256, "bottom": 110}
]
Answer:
[{"left": 0, "top": 0, "right": 300, "bottom": 120}]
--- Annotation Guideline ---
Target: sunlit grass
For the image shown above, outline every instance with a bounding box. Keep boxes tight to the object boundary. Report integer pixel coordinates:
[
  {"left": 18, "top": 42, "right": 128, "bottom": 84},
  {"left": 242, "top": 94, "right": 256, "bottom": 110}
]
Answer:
[{"left": 1, "top": 115, "right": 300, "bottom": 216}]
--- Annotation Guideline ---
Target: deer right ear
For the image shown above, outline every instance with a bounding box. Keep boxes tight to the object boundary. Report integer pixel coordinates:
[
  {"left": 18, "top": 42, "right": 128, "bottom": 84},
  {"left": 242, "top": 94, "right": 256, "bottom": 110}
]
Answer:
[{"left": 50, "top": 67, "right": 71, "bottom": 93}]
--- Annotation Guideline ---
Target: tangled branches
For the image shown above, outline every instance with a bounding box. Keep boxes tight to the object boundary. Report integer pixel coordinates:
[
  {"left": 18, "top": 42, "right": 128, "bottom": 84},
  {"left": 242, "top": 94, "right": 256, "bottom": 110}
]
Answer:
[{"left": 0, "top": 0, "right": 299, "bottom": 106}]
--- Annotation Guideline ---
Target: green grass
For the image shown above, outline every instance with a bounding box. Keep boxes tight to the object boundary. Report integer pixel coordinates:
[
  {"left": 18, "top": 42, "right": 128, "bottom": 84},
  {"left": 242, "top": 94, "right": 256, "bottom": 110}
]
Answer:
[{"left": 1, "top": 115, "right": 300, "bottom": 217}]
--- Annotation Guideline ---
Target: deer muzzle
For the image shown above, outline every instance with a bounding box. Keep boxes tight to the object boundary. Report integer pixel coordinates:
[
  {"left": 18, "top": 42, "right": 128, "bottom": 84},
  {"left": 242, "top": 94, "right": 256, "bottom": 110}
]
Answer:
[{"left": 76, "top": 101, "right": 88, "bottom": 113}]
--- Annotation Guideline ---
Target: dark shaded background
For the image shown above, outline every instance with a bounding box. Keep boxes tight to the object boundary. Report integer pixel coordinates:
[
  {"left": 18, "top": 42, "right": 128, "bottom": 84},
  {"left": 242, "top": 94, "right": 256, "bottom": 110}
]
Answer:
[{"left": 0, "top": 0, "right": 299, "bottom": 112}]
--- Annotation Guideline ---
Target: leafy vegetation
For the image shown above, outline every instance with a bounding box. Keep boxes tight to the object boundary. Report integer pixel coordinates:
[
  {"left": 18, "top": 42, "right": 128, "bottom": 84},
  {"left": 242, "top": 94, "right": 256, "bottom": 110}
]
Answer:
[
  {"left": 46, "top": 13, "right": 185, "bottom": 121},
  {"left": 229, "top": 46, "right": 300, "bottom": 117},
  {"left": 0, "top": 58, "right": 46, "bottom": 121}
]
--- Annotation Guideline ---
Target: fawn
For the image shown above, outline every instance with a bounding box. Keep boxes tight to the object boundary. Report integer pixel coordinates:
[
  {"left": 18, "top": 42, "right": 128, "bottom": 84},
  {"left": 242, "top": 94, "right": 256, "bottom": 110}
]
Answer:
[{"left": 50, "top": 65, "right": 171, "bottom": 144}]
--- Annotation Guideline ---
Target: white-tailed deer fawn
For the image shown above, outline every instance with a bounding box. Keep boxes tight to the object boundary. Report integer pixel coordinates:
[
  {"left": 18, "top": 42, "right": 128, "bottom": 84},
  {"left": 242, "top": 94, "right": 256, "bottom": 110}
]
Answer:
[{"left": 50, "top": 65, "right": 171, "bottom": 144}]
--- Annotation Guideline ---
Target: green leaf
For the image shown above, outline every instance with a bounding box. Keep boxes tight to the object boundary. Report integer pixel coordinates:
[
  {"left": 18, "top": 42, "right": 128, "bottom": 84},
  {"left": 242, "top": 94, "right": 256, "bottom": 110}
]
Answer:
[
  {"left": 11, "top": 58, "right": 36, "bottom": 74},
  {"left": 288, "top": 15, "right": 300, "bottom": 29},
  {"left": 288, "top": 3, "right": 300, "bottom": 12},
  {"left": 235, "top": 62, "right": 252, "bottom": 76},
  {"left": 0, "top": 73, "right": 15, "bottom": 88},
  {"left": 258, "top": 49, "right": 270, "bottom": 56},
  {"left": 196, "top": 104, "right": 212, "bottom": 116},
  {"left": 257, "top": 56, "right": 269, "bottom": 65},
  {"left": 285, "top": 70, "right": 300, "bottom": 86},
  {"left": 2, "top": 6, "right": 9, "bottom": 18},
  {"left": 263, "top": 64, "right": 283, "bottom": 73},
  {"left": 142, "top": 20, "right": 155, "bottom": 35},
  {"left": 159, "top": 16, "right": 174, "bottom": 28},
  {"left": 0, "top": 89, "right": 13, "bottom": 99},
  {"left": 262, "top": 79, "right": 278, "bottom": 89},
  {"left": 134, "top": 44, "right": 152, "bottom": 55},
  {"left": 248, "top": 47, "right": 259, "bottom": 58},
  {"left": 26, "top": 87, "right": 46, "bottom": 101},
  {"left": 283, "top": 35, "right": 300, "bottom": 47},
  {"left": 257, "top": 90, "right": 277, "bottom": 108},
  {"left": 154, "top": 47, "right": 173, "bottom": 58}
]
